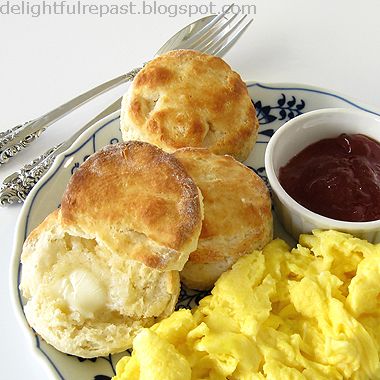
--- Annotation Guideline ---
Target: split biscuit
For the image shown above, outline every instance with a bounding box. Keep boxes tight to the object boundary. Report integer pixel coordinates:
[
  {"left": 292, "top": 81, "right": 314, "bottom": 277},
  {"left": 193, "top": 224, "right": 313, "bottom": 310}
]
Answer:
[{"left": 20, "top": 209, "right": 180, "bottom": 358}]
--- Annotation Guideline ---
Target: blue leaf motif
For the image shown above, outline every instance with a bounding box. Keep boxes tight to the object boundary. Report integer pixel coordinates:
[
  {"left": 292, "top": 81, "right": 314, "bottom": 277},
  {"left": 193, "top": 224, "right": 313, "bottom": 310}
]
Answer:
[
  {"left": 296, "top": 100, "right": 305, "bottom": 110},
  {"left": 261, "top": 105, "right": 271, "bottom": 115},
  {"left": 266, "top": 114, "right": 277, "bottom": 123},
  {"left": 260, "top": 129, "right": 275, "bottom": 137},
  {"left": 277, "top": 94, "right": 286, "bottom": 107},
  {"left": 279, "top": 109, "right": 287, "bottom": 120},
  {"left": 253, "top": 95, "right": 305, "bottom": 124},
  {"left": 287, "top": 96, "right": 296, "bottom": 107}
]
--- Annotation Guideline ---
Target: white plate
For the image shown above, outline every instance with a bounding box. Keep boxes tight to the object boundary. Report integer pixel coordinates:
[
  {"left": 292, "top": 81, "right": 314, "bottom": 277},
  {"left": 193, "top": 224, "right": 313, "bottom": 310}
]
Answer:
[{"left": 11, "top": 82, "right": 380, "bottom": 380}]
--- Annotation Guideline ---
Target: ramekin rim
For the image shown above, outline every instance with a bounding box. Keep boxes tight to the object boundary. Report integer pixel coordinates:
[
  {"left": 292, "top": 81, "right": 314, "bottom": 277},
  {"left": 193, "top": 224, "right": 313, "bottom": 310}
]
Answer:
[{"left": 264, "top": 107, "right": 380, "bottom": 229}]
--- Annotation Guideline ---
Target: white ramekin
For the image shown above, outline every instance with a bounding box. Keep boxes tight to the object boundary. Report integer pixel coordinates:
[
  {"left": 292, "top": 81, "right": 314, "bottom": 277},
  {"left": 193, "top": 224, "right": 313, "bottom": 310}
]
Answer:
[{"left": 265, "top": 107, "right": 380, "bottom": 243}]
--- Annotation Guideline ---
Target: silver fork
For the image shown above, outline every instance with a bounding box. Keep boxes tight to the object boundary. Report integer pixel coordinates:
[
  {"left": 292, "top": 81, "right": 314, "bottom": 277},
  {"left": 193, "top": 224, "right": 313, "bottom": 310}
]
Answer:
[
  {"left": 0, "top": 7, "right": 252, "bottom": 167},
  {"left": 0, "top": 11, "right": 253, "bottom": 206}
]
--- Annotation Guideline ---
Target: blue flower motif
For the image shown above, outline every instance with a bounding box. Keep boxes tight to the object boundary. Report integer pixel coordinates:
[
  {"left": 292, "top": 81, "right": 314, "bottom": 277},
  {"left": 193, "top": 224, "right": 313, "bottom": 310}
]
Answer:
[{"left": 254, "top": 94, "right": 306, "bottom": 131}]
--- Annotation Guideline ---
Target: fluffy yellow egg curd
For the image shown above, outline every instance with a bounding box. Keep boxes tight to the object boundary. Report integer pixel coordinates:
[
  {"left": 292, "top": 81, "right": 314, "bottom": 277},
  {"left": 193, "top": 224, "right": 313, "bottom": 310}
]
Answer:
[{"left": 113, "top": 230, "right": 380, "bottom": 380}]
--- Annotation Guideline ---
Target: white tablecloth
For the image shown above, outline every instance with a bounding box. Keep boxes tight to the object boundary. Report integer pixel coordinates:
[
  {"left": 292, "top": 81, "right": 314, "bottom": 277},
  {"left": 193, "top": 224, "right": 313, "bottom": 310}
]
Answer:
[{"left": 1, "top": 0, "right": 380, "bottom": 378}]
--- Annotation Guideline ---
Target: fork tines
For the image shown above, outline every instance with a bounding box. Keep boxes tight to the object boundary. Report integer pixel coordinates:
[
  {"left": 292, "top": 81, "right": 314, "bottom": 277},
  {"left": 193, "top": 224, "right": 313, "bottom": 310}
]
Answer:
[{"left": 181, "top": 4, "right": 253, "bottom": 57}]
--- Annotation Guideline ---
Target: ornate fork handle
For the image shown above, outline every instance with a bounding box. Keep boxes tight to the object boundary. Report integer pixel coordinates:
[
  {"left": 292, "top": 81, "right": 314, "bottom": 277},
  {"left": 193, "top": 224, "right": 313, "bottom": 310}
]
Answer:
[
  {"left": 0, "top": 96, "right": 122, "bottom": 206},
  {"left": 0, "top": 143, "right": 66, "bottom": 205},
  {"left": 0, "top": 121, "right": 46, "bottom": 166},
  {"left": 0, "top": 123, "right": 25, "bottom": 142},
  {"left": 0, "top": 66, "right": 142, "bottom": 166}
]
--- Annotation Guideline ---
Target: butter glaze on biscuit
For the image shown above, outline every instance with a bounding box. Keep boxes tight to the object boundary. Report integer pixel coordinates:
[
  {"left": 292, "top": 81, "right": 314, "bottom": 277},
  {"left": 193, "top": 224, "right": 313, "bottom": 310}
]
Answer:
[
  {"left": 61, "top": 141, "right": 203, "bottom": 271},
  {"left": 121, "top": 50, "right": 258, "bottom": 162}
]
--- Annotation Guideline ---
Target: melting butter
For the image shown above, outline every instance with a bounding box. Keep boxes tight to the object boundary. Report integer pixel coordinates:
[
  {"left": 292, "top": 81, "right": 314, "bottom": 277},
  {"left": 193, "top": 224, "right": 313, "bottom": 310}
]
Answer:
[{"left": 59, "top": 269, "right": 107, "bottom": 318}]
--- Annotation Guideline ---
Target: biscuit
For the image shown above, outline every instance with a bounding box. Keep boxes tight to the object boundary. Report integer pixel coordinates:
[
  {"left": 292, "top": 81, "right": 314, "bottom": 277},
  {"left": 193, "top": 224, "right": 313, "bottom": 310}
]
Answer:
[
  {"left": 121, "top": 50, "right": 258, "bottom": 162},
  {"left": 20, "top": 209, "right": 180, "bottom": 358},
  {"left": 173, "top": 148, "right": 273, "bottom": 290},
  {"left": 60, "top": 141, "right": 203, "bottom": 271}
]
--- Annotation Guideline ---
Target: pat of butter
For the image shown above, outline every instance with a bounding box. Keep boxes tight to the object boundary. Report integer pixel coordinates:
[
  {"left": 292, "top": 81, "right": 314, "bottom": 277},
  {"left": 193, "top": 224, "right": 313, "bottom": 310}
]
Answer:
[{"left": 60, "top": 269, "right": 107, "bottom": 318}]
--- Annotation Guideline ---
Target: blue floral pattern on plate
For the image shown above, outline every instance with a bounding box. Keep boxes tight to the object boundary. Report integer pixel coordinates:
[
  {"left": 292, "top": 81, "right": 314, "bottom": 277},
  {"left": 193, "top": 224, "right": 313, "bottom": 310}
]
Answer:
[{"left": 11, "top": 82, "right": 380, "bottom": 380}]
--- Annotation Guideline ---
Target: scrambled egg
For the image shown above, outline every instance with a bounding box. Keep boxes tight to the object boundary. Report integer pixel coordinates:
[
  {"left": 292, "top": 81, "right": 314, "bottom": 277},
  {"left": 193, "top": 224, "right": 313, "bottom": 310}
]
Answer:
[{"left": 113, "top": 230, "right": 380, "bottom": 380}]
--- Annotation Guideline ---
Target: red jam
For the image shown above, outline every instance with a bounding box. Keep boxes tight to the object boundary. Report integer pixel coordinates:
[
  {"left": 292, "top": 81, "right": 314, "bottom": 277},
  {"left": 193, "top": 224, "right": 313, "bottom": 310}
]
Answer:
[{"left": 279, "top": 133, "right": 380, "bottom": 222}]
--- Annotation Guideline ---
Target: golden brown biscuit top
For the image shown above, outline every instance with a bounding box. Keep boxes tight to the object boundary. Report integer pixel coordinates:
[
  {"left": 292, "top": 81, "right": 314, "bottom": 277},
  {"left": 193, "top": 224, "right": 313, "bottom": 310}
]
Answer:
[
  {"left": 173, "top": 148, "right": 272, "bottom": 263},
  {"left": 122, "top": 50, "right": 257, "bottom": 160},
  {"left": 60, "top": 141, "right": 203, "bottom": 269}
]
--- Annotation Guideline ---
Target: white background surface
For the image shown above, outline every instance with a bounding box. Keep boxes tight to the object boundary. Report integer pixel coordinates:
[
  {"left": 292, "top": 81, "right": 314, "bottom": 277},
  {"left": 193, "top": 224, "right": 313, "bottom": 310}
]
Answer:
[{"left": 1, "top": 0, "right": 380, "bottom": 378}]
